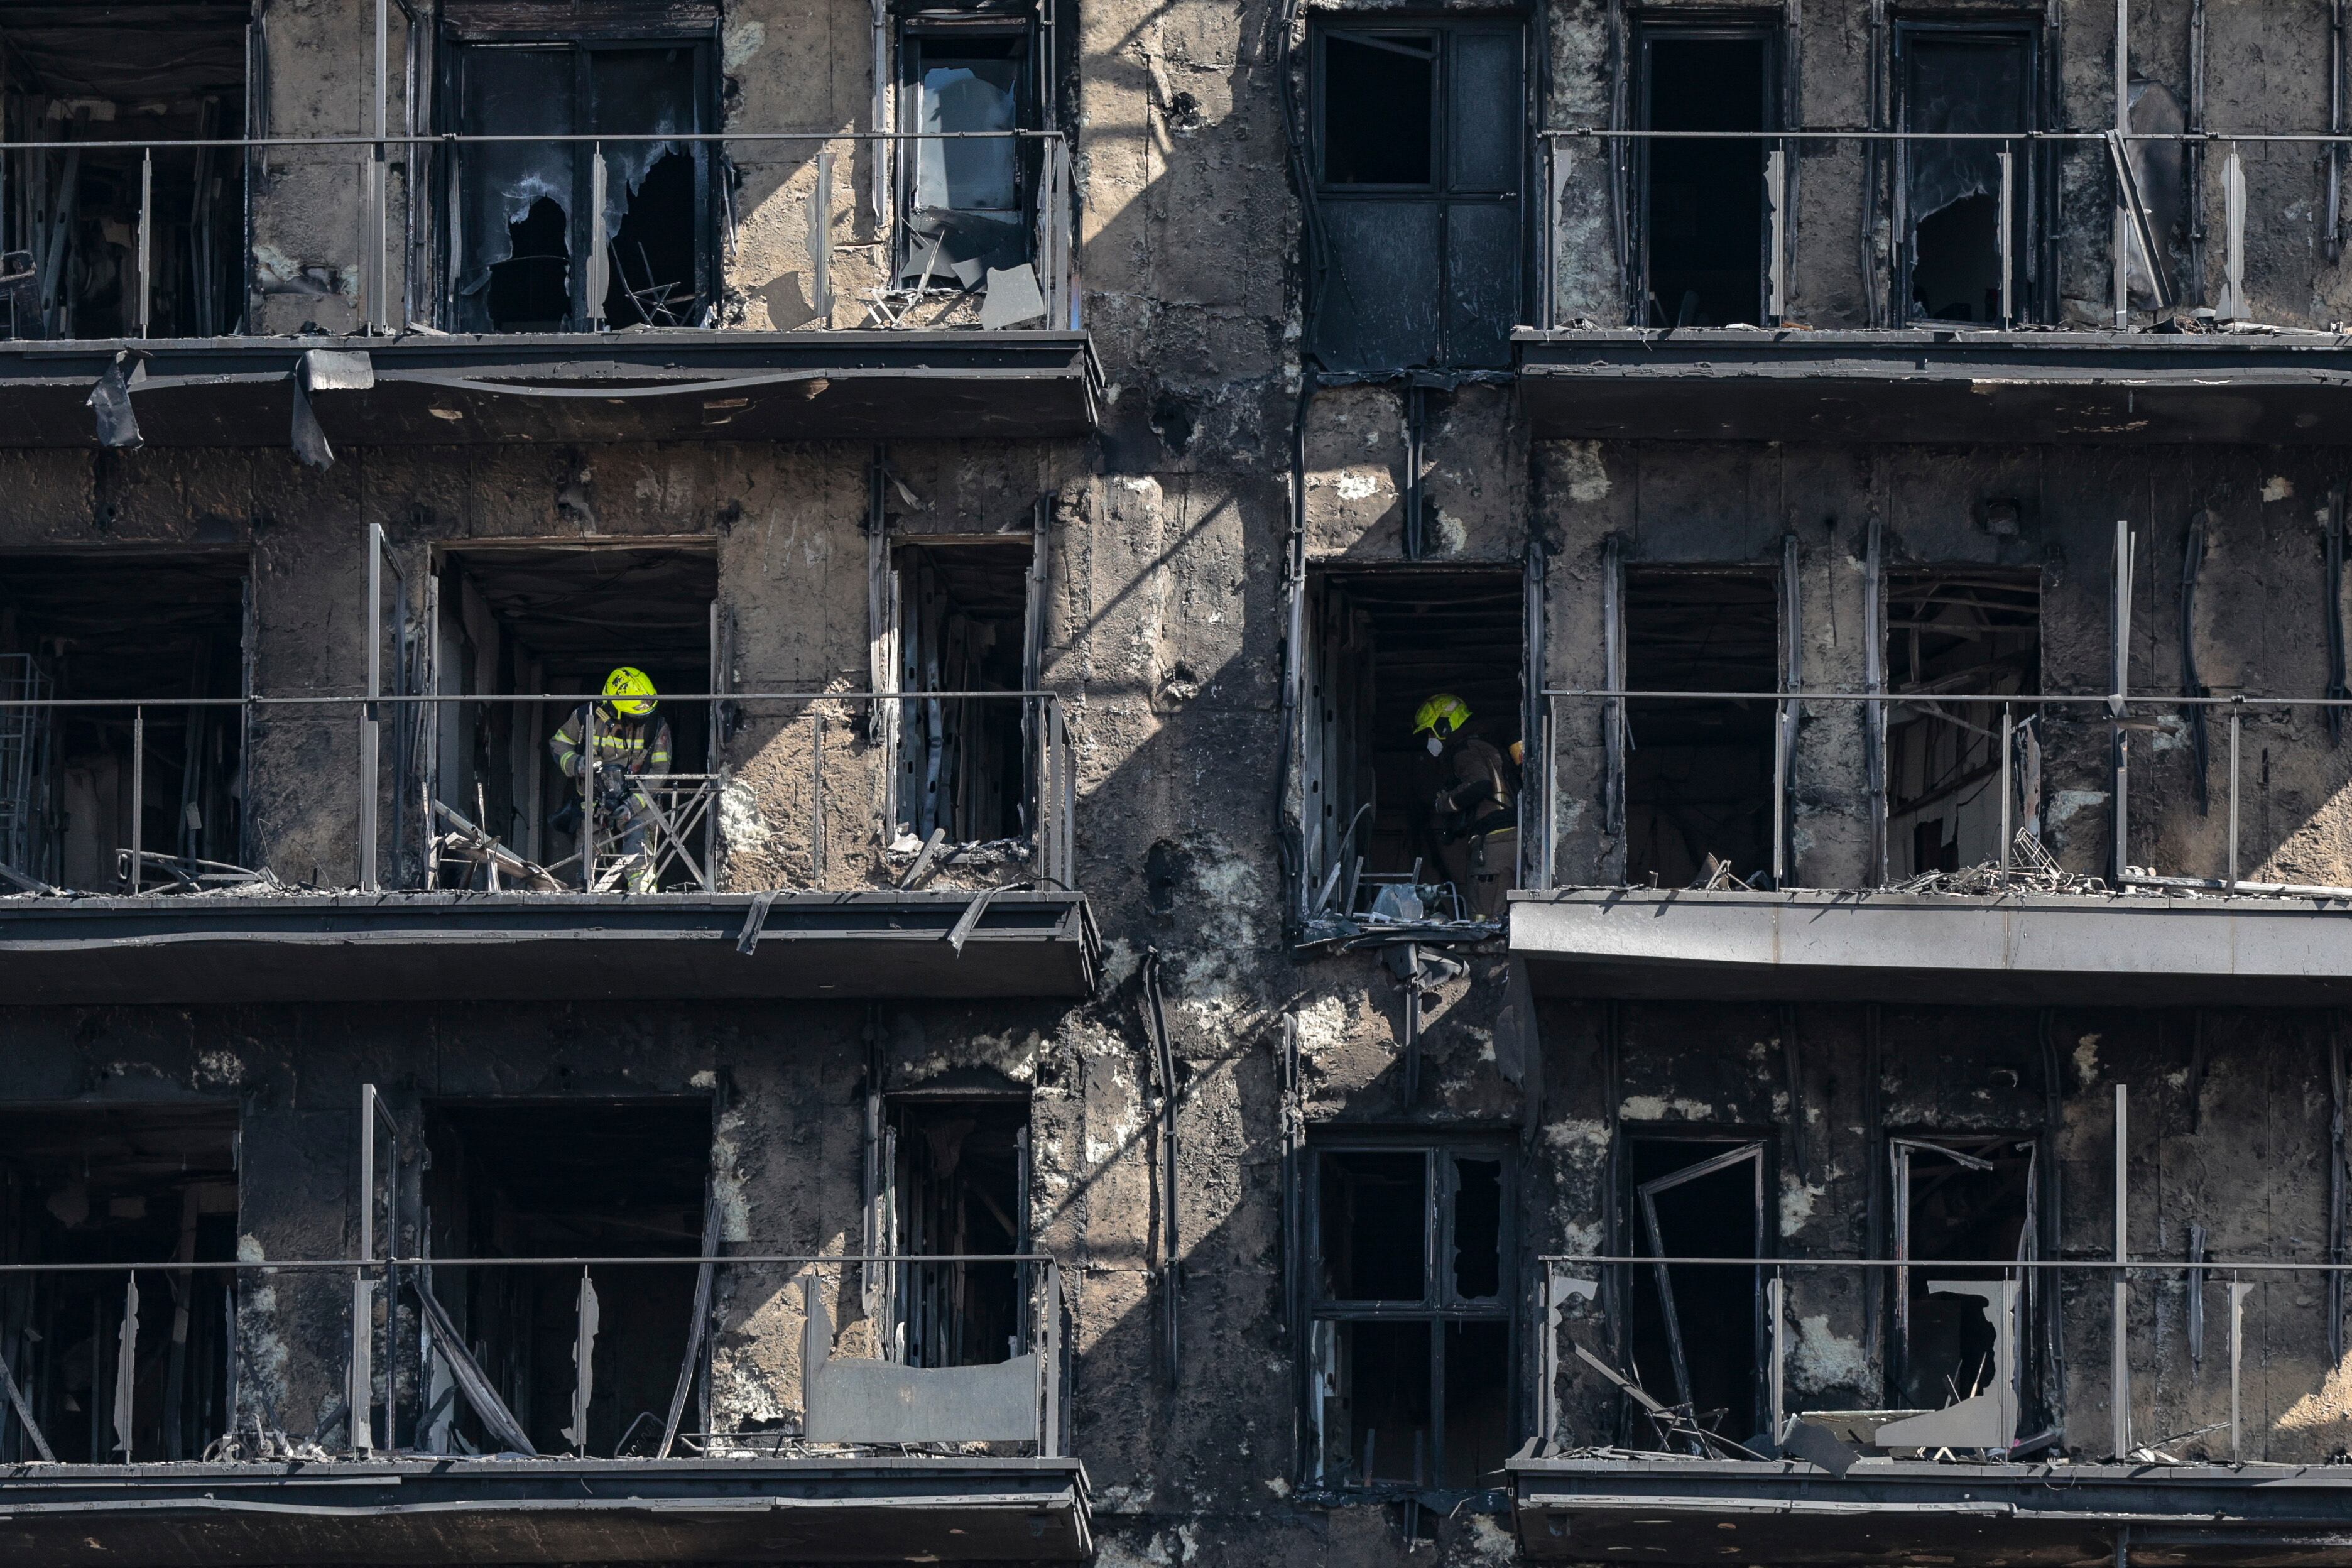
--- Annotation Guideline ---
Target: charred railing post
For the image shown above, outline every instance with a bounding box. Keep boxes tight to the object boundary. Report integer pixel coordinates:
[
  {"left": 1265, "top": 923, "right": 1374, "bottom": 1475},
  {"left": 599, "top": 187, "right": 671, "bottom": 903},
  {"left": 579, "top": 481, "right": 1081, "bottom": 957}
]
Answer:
[{"left": 2111, "top": 1082, "right": 2131, "bottom": 1459}]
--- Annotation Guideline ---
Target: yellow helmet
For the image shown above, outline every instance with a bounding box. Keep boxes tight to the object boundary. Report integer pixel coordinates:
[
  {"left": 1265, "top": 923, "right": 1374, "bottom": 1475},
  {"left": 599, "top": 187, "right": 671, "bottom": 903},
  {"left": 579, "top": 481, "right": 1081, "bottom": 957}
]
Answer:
[
  {"left": 602, "top": 666, "right": 658, "bottom": 718},
  {"left": 1412, "top": 692, "right": 1471, "bottom": 741}
]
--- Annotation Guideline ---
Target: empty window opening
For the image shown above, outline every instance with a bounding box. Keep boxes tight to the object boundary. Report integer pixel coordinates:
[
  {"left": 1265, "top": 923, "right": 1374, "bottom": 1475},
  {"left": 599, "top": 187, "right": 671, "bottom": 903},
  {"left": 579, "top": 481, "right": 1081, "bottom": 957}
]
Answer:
[
  {"left": 1640, "top": 33, "right": 1772, "bottom": 328},
  {"left": 1625, "top": 1138, "right": 1767, "bottom": 1449},
  {"left": 1622, "top": 570, "right": 1778, "bottom": 889},
  {"left": 1309, "top": 23, "right": 1523, "bottom": 371},
  {"left": 885, "top": 1094, "right": 1029, "bottom": 1368},
  {"left": 1304, "top": 570, "right": 1526, "bottom": 922},
  {"left": 0, "top": 1104, "right": 238, "bottom": 1463},
  {"left": 1310, "top": 1145, "right": 1511, "bottom": 1490},
  {"left": 1322, "top": 34, "right": 1434, "bottom": 186},
  {"left": 1886, "top": 570, "right": 2040, "bottom": 879},
  {"left": 0, "top": 552, "right": 249, "bottom": 890},
  {"left": 418, "top": 544, "right": 715, "bottom": 892},
  {"left": 1899, "top": 30, "right": 2034, "bottom": 324},
  {"left": 420, "top": 1099, "right": 709, "bottom": 1457},
  {"left": 891, "top": 539, "right": 1035, "bottom": 847},
  {"left": 448, "top": 40, "right": 713, "bottom": 332},
  {"left": 1891, "top": 1136, "right": 2034, "bottom": 1413},
  {"left": 0, "top": 6, "right": 250, "bottom": 338},
  {"left": 898, "top": 25, "right": 1037, "bottom": 290}
]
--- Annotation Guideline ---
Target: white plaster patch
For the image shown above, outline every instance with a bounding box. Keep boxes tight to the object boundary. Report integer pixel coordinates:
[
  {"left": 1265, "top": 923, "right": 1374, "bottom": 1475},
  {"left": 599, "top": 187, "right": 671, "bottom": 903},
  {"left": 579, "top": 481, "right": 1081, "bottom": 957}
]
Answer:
[
  {"left": 721, "top": 18, "right": 765, "bottom": 72},
  {"left": 1464, "top": 1510, "right": 1519, "bottom": 1563},
  {"left": 2281, "top": 1348, "right": 2352, "bottom": 1432},
  {"left": 1099, "top": 937, "right": 1143, "bottom": 991},
  {"left": 1780, "top": 1172, "right": 1824, "bottom": 1233},
  {"left": 1556, "top": 440, "right": 1611, "bottom": 503},
  {"left": 1793, "top": 1314, "right": 1873, "bottom": 1390},
  {"left": 719, "top": 778, "right": 772, "bottom": 851},
  {"left": 2046, "top": 788, "right": 2107, "bottom": 826},
  {"left": 1295, "top": 994, "right": 1353, "bottom": 1055},
  {"left": 1621, "top": 1092, "right": 1717, "bottom": 1121},
  {"left": 1545, "top": 1118, "right": 1609, "bottom": 1153},
  {"left": 710, "top": 1106, "right": 753, "bottom": 1243},
  {"left": 1263, "top": 1476, "right": 1291, "bottom": 1497},
  {"left": 1334, "top": 471, "right": 1381, "bottom": 501},
  {"left": 195, "top": 1050, "right": 245, "bottom": 1087},
  {"left": 1092, "top": 1479, "right": 1155, "bottom": 1515},
  {"left": 1430, "top": 509, "right": 1469, "bottom": 555},
  {"left": 2074, "top": 1033, "right": 2102, "bottom": 1087},
  {"left": 2263, "top": 475, "right": 2295, "bottom": 503},
  {"left": 689, "top": 1069, "right": 717, "bottom": 1089}
]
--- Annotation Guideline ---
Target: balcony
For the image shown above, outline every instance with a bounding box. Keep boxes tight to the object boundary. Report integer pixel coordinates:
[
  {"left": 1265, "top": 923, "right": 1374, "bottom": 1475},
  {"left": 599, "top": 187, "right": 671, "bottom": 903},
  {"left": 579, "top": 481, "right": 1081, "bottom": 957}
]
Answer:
[{"left": 0, "top": 127, "right": 1095, "bottom": 450}]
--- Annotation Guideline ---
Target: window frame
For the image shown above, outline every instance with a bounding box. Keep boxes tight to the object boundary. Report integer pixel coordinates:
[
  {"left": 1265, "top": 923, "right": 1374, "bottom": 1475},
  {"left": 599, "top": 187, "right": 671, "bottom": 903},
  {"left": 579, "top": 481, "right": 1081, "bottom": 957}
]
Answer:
[
  {"left": 1630, "top": 18, "right": 1784, "bottom": 329},
  {"left": 1890, "top": 19, "right": 2049, "bottom": 327},
  {"left": 435, "top": 29, "right": 722, "bottom": 332},
  {"left": 1305, "top": 1133, "right": 1516, "bottom": 1489},
  {"left": 895, "top": 14, "right": 1044, "bottom": 285},
  {"left": 1305, "top": 14, "right": 1528, "bottom": 370}
]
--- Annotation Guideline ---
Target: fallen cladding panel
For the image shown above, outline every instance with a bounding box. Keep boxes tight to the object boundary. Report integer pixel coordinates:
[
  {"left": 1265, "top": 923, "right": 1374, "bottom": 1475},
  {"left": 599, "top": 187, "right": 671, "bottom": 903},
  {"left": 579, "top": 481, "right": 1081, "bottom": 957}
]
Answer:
[
  {"left": 1510, "top": 1456, "right": 2352, "bottom": 1566},
  {"left": 1508, "top": 888, "right": 2352, "bottom": 1006},
  {"left": 0, "top": 1457, "right": 1092, "bottom": 1565},
  {"left": 0, "top": 891, "right": 1101, "bottom": 1003}
]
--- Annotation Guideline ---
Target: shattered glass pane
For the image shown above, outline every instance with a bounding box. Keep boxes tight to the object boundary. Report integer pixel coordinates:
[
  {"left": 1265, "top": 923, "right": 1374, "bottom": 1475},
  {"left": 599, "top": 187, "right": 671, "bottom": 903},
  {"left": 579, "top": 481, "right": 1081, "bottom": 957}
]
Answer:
[
  {"left": 916, "top": 64, "right": 1018, "bottom": 213},
  {"left": 456, "top": 46, "right": 576, "bottom": 330},
  {"left": 900, "top": 34, "right": 1030, "bottom": 289},
  {"left": 1902, "top": 34, "right": 2028, "bottom": 323}
]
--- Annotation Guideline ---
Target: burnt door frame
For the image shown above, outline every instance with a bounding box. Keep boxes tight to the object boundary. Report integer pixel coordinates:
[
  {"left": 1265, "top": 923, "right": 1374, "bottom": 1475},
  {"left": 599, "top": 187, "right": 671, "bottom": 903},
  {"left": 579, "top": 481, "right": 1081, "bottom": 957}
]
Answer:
[
  {"left": 1630, "top": 16, "right": 1783, "bottom": 329},
  {"left": 1890, "top": 19, "right": 2047, "bottom": 327},
  {"left": 1620, "top": 1131, "right": 1772, "bottom": 1443}
]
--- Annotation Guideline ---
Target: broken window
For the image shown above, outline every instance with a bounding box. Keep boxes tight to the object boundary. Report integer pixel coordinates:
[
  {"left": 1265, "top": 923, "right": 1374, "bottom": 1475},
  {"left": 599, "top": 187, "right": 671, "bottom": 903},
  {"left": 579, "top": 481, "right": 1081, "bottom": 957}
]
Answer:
[
  {"left": 420, "top": 1099, "right": 709, "bottom": 1456},
  {"left": 888, "top": 538, "right": 1038, "bottom": 847},
  {"left": 1309, "top": 22, "right": 1523, "bottom": 371},
  {"left": 0, "top": 552, "right": 250, "bottom": 891},
  {"left": 1625, "top": 1138, "right": 1767, "bottom": 1448},
  {"left": 1897, "top": 26, "right": 2037, "bottom": 325},
  {"left": 0, "top": 4, "right": 249, "bottom": 337},
  {"left": 0, "top": 1104, "right": 238, "bottom": 1463},
  {"left": 1310, "top": 1143, "right": 1511, "bottom": 1490},
  {"left": 1302, "top": 569, "right": 1528, "bottom": 923},
  {"left": 411, "top": 543, "right": 716, "bottom": 892},
  {"left": 896, "top": 15, "right": 1040, "bottom": 291},
  {"left": 1890, "top": 1136, "right": 2035, "bottom": 1417},
  {"left": 881, "top": 1092, "right": 1030, "bottom": 1369},
  {"left": 1621, "top": 569, "right": 1779, "bottom": 888},
  {"left": 442, "top": 19, "right": 717, "bottom": 332},
  {"left": 1885, "top": 570, "right": 2040, "bottom": 878},
  {"left": 1638, "top": 29, "right": 1775, "bottom": 328}
]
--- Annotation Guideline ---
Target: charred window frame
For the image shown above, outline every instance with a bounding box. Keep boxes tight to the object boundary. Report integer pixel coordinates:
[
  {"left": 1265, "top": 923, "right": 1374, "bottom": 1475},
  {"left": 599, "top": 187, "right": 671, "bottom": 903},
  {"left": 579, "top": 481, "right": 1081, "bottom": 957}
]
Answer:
[
  {"left": 1306, "top": 1138, "right": 1514, "bottom": 1491},
  {"left": 878, "top": 1088, "right": 1032, "bottom": 1370},
  {"left": 895, "top": 11, "right": 1043, "bottom": 289},
  {"left": 435, "top": 19, "right": 721, "bottom": 332},
  {"left": 1307, "top": 19, "right": 1526, "bottom": 372},
  {"left": 1631, "top": 19, "right": 1782, "bottom": 329},
  {"left": 1892, "top": 21, "right": 2047, "bottom": 327},
  {"left": 1620, "top": 1135, "right": 1770, "bottom": 1447},
  {"left": 1886, "top": 1134, "right": 2041, "bottom": 1429}
]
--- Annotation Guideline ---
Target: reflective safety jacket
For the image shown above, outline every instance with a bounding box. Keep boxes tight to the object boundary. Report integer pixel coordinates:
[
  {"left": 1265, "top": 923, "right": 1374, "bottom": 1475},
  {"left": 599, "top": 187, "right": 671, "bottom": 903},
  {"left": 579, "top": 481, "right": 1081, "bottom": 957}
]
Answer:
[{"left": 549, "top": 702, "right": 672, "bottom": 787}]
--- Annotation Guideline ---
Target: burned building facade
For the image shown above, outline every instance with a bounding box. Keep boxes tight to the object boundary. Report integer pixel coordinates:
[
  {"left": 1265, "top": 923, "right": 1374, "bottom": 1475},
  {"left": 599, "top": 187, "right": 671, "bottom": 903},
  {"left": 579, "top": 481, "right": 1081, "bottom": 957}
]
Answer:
[{"left": 5, "top": 1, "right": 2352, "bottom": 1566}]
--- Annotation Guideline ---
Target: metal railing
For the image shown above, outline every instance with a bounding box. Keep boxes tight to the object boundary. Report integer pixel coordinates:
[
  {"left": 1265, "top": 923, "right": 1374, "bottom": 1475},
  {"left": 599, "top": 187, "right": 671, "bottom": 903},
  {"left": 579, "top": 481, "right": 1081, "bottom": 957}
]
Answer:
[
  {"left": 0, "top": 128, "right": 1077, "bottom": 339},
  {"left": 0, "top": 689, "right": 1079, "bottom": 898},
  {"left": 0, "top": 1248, "right": 1067, "bottom": 1464},
  {"left": 1532, "top": 124, "right": 2330, "bottom": 330},
  {"left": 1534, "top": 1089, "right": 2341, "bottom": 1467}
]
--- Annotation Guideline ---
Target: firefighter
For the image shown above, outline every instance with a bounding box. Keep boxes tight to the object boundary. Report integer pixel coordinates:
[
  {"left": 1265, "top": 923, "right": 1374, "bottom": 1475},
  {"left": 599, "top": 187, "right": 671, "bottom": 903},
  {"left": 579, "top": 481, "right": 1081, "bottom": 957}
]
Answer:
[
  {"left": 549, "top": 667, "right": 672, "bottom": 893},
  {"left": 1413, "top": 692, "right": 1518, "bottom": 920}
]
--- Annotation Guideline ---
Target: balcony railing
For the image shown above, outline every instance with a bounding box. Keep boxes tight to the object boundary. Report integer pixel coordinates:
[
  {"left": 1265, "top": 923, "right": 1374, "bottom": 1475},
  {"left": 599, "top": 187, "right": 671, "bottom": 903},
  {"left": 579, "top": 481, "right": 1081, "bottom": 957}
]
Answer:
[
  {"left": 0, "top": 689, "right": 1079, "bottom": 899},
  {"left": 0, "top": 128, "right": 1076, "bottom": 340}
]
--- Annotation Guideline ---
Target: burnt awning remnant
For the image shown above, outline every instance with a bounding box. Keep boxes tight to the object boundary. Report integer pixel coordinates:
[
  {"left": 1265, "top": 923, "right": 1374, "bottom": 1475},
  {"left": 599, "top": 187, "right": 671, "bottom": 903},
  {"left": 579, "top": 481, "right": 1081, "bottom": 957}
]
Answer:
[
  {"left": 0, "top": 332, "right": 1101, "bottom": 448},
  {"left": 1511, "top": 1454, "right": 2352, "bottom": 1565},
  {"left": 1516, "top": 329, "right": 2352, "bottom": 445},
  {"left": 1511, "top": 886, "right": 2352, "bottom": 1007},
  {"left": 0, "top": 1455, "right": 1092, "bottom": 1565},
  {"left": 0, "top": 890, "right": 1099, "bottom": 1004}
]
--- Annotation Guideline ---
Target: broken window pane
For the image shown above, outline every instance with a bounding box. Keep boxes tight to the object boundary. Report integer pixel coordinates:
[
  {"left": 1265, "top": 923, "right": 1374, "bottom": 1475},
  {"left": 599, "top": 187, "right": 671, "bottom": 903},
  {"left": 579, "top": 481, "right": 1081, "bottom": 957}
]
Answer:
[
  {"left": 1319, "top": 1151, "right": 1427, "bottom": 1302},
  {"left": 1623, "top": 571, "right": 1778, "bottom": 889},
  {"left": 422, "top": 1099, "right": 709, "bottom": 1456},
  {"left": 1886, "top": 570, "right": 2040, "bottom": 878},
  {"left": 1642, "top": 35, "right": 1771, "bottom": 327},
  {"left": 1321, "top": 34, "right": 1434, "bottom": 186},
  {"left": 899, "top": 30, "right": 1032, "bottom": 289},
  {"left": 1451, "top": 1157, "right": 1502, "bottom": 1301},
  {"left": 457, "top": 46, "right": 577, "bottom": 331},
  {"left": 1894, "top": 1138, "right": 2035, "bottom": 1412},
  {"left": 1901, "top": 31, "right": 2032, "bottom": 324},
  {"left": 1627, "top": 1140, "right": 1766, "bottom": 1440},
  {"left": 0, "top": 552, "right": 250, "bottom": 890},
  {"left": 891, "top": 1098, "right": 1028, "bottom": 1368},
  {"left": 591, "top": 47, "right": 705, "bottom": 327}
]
